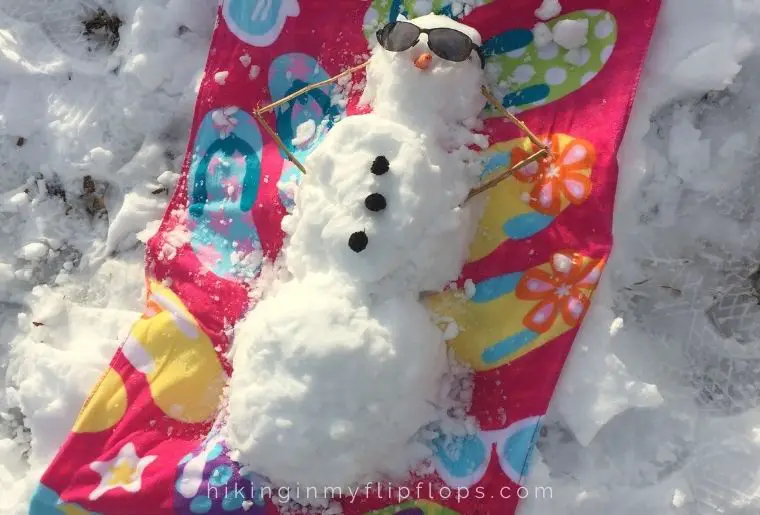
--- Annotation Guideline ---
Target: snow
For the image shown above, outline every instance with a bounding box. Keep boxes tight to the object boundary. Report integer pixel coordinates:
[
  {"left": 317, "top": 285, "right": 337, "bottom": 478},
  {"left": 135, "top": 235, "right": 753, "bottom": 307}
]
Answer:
[
  {"left": 463, "top": 278, "right": 476, "bottom": 298},
  {"left": 156, "top": 170, "right": 178, "bottom": 187},
  {"left": 213, "top": 70, "right": 228, "bottom": 85},
  {"left": 0, "top": 0, "right": 213, "bottom": 512},
  {"left": 157, "top": 214, "right": 191, "bottom": 262},
  {"left": 291, "top": 119, "right": 317, "bottom": 147},
  {"left": 443, "top": 320, "right": 460, "bottom": 340},
  {"left": 16, "top": 242, "right": 49, "bottom": 262},
  {"left": 532, "top": 22, "right": 554, "bottom": 48},
  {"left": 519, "top": 0, "right": 760, "bottom": 514},
  {"left": 552, "top": 19, "right": 588, "bottom": 50},
  {"left": 535, "top": 0, "right": 562, "bottom": 21},
  {"left": 1, "top": 0, "right": 760, "bottom": 514}
]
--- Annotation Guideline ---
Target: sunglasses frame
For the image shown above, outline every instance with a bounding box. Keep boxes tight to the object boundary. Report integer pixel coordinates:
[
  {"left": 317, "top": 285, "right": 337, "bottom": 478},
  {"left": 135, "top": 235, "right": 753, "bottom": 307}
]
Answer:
[{"left": 376, "top": 21, "right": 486, "bottom": 69}]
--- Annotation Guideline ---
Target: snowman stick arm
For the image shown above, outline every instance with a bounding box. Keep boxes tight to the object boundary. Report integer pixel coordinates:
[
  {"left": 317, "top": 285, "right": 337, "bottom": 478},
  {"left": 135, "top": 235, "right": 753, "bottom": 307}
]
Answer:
[
  {"left": 250, "top": 61, "right": 369, "bottom": 175},
  {"left": 464, "top": 147, "right": 548, "bottom": 202},
  {"left": 480, "top": 86, "right": 548, "bottom": 152},
  {"left": 462, "top": 86, "right": 550, "bottom": 201},
  {"left": 255, "top": 61, "right": 370, "bottom": 115},
  {"left": 252, "top": 109, "right": 308, "bottom": 175}
]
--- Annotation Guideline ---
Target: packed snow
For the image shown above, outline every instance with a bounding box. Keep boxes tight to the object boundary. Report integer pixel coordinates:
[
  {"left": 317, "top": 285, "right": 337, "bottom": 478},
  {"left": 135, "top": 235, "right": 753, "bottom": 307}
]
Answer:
[
  {"left": 535, "top": 0, "right": 562, "bottom": 21},
  {"left": 226, "top": 14, "right": 486, "bottom": 504},
  {"left": 532, "top": 22, "right": 554, "bottom": 48},
  {"left": 551, "top": 18, "right": 588, "bottom": 51},
  {"left": 291, "top": 118, "right": 317, "bottom": 147},
  {"left": 1, "top": 0, "right": 760, "bottom": 514}
]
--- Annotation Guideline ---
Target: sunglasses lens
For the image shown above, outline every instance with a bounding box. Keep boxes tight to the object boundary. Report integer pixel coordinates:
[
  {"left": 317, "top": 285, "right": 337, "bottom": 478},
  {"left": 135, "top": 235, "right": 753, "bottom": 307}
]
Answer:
[
  {"left": 428, "top": 28, "right": 473, "bottom": 62},
  {"left": 377, "top": 22, "right": 420, "bottom": 52}
]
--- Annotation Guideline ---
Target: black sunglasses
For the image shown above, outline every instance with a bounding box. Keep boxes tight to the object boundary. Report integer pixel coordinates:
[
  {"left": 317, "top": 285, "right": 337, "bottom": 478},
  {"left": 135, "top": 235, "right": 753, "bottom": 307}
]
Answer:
[{"left": 376, "top": 21, "right": 485, "bottom": 69}]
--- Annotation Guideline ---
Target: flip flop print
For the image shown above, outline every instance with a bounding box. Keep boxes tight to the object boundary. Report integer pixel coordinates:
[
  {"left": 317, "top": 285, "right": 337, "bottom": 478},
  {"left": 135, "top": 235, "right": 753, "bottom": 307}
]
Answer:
[
  {"left": 268, "top": 53, "right": 345, "bottom": 211},
  {"left": 427, "top": 416, "right": 543, "bottom": 488},
  {"left": 70, "top": 366, "right": 128, "bottom": 434},
  {"left": 483, "top": 10, "right": 618, "bottom": 113},
  {"left": 70, "top": 281, "right": 234, "bottom": 432},
  {"left": 467, "top": 134, "right": 596, "bottom": 263},
  {"left": 425, "top": 251, "right": 605, "bottom": 371},
  {"left": 120, "top": 280, "right": 228, "bottom": 424},
  {"left": 222, "top": 0, "right": 300, "bottom": 47},
  {"left": 187, "top": 107, "right": 264, "bottom": 279}
]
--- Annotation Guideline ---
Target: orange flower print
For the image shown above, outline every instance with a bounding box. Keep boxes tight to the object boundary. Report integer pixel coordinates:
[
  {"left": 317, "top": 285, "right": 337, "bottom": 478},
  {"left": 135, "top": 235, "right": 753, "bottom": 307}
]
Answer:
[
  {"left": 511, "top": 134, "right": 595, "bottom": 216},
  {"left": 515, "top": 252, "right": 605, "bottom": 334}
]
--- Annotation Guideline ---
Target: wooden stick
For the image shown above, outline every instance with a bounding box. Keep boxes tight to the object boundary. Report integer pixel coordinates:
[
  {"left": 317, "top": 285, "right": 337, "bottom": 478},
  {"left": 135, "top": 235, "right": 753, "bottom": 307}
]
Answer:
[
  {"left": 251, "top": 61, "right": 370, "bottom": 174},
  {"left": 480, "top": 86, "right": 548, "bottom": 152},
  {"left": 461, "top": 87, "right": 552, "bottom": 202},
  {"left": 252, "top": 109, "right": 307, "bottom": 175},
  {"left": 464, "top": 148, "right": 548, "bottom": 202},
  {"left": 256, "top": 61, "right": 370, "bottom": 115}
]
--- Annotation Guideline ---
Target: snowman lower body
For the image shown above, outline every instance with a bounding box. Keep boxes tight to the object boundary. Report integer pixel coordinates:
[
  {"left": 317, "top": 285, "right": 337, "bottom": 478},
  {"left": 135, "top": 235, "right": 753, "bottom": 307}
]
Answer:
[{"left": 225, "top": 277, "right": 448, "bottom": 493}]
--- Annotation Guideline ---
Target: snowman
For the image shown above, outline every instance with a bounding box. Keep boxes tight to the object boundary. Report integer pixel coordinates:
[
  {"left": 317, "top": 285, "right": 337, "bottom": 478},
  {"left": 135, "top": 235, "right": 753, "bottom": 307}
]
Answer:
[{"left": 224, "top": 14, "right": 489, "bottom": 502}]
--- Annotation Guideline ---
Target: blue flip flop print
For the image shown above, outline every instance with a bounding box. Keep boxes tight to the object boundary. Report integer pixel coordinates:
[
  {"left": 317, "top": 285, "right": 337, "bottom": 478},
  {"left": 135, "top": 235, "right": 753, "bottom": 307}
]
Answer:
[
  {"left": 427, "top": 416, "right": 544, "bottom": 489},
  {"left": 481, "top": 29, "right": 552, "bottom": 108},
  {"left": 269, "top": 53, "right": 344, "bottom": 211},
  {"left": 268, "top": 53, "right": 343, "bottom": 159},
  {"left": 187, "top": 107, "right": 264, "bottom": 279},
  {"left": 222, "top": 0, "right": 300, "bottom": 47},
  {"left": 497, "top": 416, "right": 543, "bottom": 484},
  {"left": 427, "top": 427, "right": 490, "bottom": 488}
]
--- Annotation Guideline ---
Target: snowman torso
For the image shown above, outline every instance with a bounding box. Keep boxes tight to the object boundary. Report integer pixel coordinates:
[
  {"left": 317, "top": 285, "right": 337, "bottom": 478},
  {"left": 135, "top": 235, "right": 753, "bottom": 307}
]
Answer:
[{"left": 283, "top": 114, "right": 478, "bottom": 296}]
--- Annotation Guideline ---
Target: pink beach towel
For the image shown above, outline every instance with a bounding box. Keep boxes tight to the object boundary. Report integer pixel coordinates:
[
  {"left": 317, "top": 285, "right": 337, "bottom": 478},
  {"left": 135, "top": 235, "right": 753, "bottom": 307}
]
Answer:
[{"left": 30, "top": 1, "right": 661, "bottom": 514}]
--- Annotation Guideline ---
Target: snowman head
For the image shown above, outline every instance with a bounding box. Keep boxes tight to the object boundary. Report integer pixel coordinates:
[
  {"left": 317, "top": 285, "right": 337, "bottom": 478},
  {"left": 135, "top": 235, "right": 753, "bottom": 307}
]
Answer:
[{"left": 361, "top": 14, "right": 487, "bottom": 128}]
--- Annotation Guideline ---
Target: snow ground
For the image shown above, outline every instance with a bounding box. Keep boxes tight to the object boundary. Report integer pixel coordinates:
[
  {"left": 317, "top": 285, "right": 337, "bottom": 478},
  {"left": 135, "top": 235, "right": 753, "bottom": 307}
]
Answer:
[
  {"left": 1, "top": 0, "right": 760, "bottom": 514},
  {"left": 0, "top": 0, "right": 215, "bottom": 511},
  {"left": 521, "top": 1, "right": 760, "bottom": 513}
]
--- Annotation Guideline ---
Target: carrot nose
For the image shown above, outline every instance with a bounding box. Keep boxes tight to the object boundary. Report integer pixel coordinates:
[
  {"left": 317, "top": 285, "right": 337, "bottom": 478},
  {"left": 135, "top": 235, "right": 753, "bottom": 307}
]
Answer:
[{"left": 414, "top": 52, "right": 433, "bottom": 70}]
